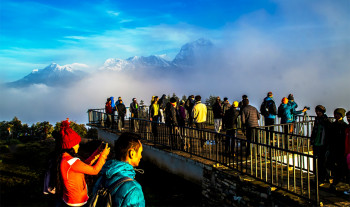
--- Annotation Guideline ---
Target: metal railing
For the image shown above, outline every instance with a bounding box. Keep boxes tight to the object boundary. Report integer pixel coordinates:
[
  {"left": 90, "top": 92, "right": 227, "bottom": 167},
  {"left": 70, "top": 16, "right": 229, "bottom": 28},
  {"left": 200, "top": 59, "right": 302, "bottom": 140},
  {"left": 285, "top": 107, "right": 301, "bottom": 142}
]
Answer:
[
  {"left": 129, "top": 118, "right": 319, "bottom": 204},
  {"left": 87, "top": 109, "right": 319, "bottom": 204}
]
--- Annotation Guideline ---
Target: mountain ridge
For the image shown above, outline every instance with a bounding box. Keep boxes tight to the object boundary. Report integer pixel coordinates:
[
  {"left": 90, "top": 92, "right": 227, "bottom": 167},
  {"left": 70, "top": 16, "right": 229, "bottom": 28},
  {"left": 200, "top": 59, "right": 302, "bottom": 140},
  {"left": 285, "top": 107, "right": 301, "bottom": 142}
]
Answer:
[{"left": 6, "top": 38, "right": 214, "bottom": 87}]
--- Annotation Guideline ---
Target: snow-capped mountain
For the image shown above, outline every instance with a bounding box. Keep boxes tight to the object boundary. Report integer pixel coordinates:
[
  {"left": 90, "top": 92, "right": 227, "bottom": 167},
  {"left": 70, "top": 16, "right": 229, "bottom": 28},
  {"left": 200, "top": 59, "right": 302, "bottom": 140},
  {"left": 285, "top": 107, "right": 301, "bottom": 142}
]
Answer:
[
  {"left": 173, "top": 38, "right": 214, "bottom": 67},
  {"left": 102, "top": 55, "right": 175, "bottom": 71},
  {"left": 7, "top": 63, "right": 87, "bottom": 88},
  {"left": 6, "top": 38, "right": 214, "bottom": 87},
  {"left": 102, "top": 38, "right": 214, "bottom": 71}
]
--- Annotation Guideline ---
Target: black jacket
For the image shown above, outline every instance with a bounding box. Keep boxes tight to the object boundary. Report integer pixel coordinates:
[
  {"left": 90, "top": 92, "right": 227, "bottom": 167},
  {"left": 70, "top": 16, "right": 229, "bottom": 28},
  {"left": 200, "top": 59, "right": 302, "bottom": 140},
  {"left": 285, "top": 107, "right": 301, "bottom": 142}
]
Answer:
[
  {"left": 165, "top": 102, "right": 178, "bottom": 126},
  {"left": 116, "top": 104, "right": 126, "bottom": 116},
  {"left": 225, "top": 106, "right": 240, "bottom": 130},
  {"left": 212, "top": 101, "right": 223, "bottom": 119}
]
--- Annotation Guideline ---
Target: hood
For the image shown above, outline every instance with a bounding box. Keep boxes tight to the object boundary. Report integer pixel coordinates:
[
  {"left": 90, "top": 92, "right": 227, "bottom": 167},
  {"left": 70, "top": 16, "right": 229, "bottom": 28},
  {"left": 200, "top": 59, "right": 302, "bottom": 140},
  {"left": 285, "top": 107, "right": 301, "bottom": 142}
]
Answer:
[
  {"left": 264, "top": 97, "right": 274, "bottom": 102},
  {"left": 110, "top": 97, "right": 115, "bottom": 108},
  {"left": 101, "top": 160, "right": 136, "bottom": 179}
]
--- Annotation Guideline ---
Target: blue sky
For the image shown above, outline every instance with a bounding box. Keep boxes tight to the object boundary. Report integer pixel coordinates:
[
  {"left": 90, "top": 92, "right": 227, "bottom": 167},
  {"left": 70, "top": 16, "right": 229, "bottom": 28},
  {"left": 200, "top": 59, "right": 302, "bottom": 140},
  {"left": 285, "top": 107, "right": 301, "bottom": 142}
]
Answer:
[{"left": 0, "top": 0, "right": 349, "bottom": 81}]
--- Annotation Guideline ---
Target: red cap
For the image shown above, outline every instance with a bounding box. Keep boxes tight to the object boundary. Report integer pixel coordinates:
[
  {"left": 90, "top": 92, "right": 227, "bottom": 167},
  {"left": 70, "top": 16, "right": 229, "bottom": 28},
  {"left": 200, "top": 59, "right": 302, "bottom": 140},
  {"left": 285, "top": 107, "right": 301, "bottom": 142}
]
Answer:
[{"left": 60, "top": 120, "right": 81, "bottom": 149}]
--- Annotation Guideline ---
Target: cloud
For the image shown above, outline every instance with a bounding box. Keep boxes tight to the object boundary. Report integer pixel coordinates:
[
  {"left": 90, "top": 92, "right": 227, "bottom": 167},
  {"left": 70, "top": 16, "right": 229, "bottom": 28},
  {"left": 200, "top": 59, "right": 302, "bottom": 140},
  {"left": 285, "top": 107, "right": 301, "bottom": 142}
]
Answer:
[{"left": 1, "top": 0, "right": 349, "bottom": 125}]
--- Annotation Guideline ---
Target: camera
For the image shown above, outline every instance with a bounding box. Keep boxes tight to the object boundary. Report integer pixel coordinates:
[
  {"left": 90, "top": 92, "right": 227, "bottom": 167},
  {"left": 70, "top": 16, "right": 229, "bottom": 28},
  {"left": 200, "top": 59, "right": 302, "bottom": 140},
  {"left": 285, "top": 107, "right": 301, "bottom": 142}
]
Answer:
[{"left": 304, "top": 106, "right": 310, "bottom": 110}]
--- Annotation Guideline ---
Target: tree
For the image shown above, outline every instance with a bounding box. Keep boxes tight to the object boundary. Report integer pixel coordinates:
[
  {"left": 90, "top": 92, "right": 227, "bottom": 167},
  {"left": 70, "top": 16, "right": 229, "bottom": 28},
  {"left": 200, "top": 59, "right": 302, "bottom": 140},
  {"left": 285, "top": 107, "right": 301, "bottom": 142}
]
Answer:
[
  {"left": 54, "top": 121, "right": 87, "bottom": 138},
  {"left": 205, "top": 95, "right": 220, "bottom": 109},
  {"left": 31, "top": 121, "right": 54, "bottom": 139}
]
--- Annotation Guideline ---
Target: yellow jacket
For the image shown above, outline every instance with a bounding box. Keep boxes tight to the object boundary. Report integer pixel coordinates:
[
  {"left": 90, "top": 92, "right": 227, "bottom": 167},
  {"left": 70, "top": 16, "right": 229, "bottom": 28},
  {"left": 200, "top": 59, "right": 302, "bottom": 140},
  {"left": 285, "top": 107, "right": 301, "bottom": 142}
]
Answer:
[{"left": 192, "top": 102, "right": 207, "bottom": 123}]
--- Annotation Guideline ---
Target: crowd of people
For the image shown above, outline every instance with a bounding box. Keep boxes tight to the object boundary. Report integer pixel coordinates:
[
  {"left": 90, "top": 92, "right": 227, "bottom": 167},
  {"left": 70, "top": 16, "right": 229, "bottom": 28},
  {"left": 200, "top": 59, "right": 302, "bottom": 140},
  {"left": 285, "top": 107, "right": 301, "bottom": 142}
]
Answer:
[
  {"left": 143, "top": 92, "right": 350, "bottom": 194},
  {"left": 105, "top": 96, "right": 140, "bottom": 132}
]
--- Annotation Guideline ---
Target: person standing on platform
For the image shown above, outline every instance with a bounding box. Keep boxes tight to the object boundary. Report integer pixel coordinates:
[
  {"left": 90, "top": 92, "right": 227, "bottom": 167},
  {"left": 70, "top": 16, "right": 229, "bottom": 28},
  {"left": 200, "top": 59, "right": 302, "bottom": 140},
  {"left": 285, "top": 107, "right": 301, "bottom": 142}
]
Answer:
[
  {"left": 241, "top": 99, "right": 260, "bottom": 156},
  {"left": 225, "top": 101, "right": 240, "bottom": 156},
  {"left": 222, "top": 97, "right": 231, "bottom": 131},
  {"left": 105, "top": 98, "right": 113, "bottom": 128},
  {"left": 192, "top": 95, "right": 207, "bottom": 147},
  {"left": 116, "top": 97, "right": 127, "bottom": 131},
  {"left": 149, "top": 96, "right": 160, "bottom": 140},
  {"left": 130, "top": 98, "right": 139, "bottom": 132},
  {"left": 311, "top": 105, "right": 331, "bottom": 185},
  {"left": 185, "top": 95, "right": 195, "bottom": 127},
  {"left": 329, "top": 108, "right": 347, "bottom": 190},
  {"left": 212, "top": 97, "right": 223, "bottom": 133},
  {"left": 178, "top": 100, "right": 187, "bottom": 127},
  {"left": 260, "top": 92, "right": 277, "bottom": 141},
  {"left": 344, "top": 111, "right": 350, "bottom": 195},
  {"left": 165, "top": 97, "right": 179, "bottom": 149}
]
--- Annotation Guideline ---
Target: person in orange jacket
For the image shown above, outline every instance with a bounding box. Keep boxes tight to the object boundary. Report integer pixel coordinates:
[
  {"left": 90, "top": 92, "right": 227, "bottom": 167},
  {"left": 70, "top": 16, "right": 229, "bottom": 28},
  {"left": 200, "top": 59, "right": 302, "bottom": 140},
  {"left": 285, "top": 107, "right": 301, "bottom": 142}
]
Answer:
[{"left": 57, "top": 119, "right": 110, "bottom": 206}]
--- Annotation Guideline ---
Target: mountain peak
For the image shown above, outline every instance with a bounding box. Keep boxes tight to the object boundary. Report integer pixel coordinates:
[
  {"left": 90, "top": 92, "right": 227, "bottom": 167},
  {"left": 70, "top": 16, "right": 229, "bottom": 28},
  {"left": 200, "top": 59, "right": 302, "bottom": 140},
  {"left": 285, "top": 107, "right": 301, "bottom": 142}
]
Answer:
[
  {"left": 173, "top": 38, "right": 214, "bottom": 66},
  {"left": 7, "top": 63, "right": 87, "bottom": 88}
]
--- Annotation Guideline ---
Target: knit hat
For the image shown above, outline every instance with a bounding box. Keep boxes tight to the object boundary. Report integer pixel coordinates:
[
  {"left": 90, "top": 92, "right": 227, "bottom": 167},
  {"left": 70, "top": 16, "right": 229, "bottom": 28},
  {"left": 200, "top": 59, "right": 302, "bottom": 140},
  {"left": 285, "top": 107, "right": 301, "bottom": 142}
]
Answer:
[
  {"left": 233, "top": 101, "right": 239, "bottom": 108},
  {"left": 60, "top": 120, "right": 81, "bottom": 149},
  {"left": 315, "top": 105, "right": 326, "bottom": 114},
  {"left": 288, "top": 94, "right": 294, "bottom": 100},
  {"left": 334, "top": 108, "right": 346, "bottom": 118},
  {"left": 282, "top": 97, "right": 288, "bottom": 104},
  {"left": 267, "top": 92, "right": 273, "bottom": 97}
]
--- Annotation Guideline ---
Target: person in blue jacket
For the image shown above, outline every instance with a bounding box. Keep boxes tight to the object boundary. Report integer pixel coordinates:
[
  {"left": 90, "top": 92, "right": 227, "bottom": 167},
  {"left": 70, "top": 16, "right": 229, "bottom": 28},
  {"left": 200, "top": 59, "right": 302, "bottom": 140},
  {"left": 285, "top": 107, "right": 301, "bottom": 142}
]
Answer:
[{"left": 92, "top": 132, "right": 145, "bottom": 207}]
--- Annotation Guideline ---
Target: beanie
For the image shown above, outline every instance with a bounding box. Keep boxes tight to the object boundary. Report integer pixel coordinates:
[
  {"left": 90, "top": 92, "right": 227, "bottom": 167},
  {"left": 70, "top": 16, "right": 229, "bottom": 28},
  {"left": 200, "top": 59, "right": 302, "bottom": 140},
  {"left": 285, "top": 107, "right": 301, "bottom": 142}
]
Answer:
[
  {"left": 60, "top": 120, "right": 81, "bottom": 149},
  {"left": 233, "top": 101, "right": 239, "bottom": 108},
  {"left": 288, "top": 94, "right": 294, "bottom": 100},
  {"left": 267, "top": 92, "right": 273, "bottom": 97},
  {"left": 282, "top": 97, "right": 288, "bottom": 104},
  {"left": 315, "top": 105, "right": 326, "bottom": 114},
  {"left": 334, "top": 108, "right": 346, "bottom": 118}
]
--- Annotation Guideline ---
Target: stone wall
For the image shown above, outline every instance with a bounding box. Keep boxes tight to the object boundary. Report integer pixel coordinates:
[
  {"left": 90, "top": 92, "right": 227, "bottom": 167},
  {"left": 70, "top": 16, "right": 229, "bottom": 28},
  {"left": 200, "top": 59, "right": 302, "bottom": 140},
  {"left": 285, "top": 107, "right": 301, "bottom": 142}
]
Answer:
[{"left": 202, "top": 165, "right": 313, "bottom": 207}]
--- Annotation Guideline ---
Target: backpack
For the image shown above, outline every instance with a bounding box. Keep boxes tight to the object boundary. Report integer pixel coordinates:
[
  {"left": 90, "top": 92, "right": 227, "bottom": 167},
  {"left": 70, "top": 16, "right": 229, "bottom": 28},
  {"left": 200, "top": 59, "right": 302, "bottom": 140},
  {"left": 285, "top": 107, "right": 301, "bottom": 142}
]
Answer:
[
  {"left": 89, "top": 176, "right": 133, "bottom": 207},
  {"left": 260, "top": 100, "right": 276, "bottom": 117}
]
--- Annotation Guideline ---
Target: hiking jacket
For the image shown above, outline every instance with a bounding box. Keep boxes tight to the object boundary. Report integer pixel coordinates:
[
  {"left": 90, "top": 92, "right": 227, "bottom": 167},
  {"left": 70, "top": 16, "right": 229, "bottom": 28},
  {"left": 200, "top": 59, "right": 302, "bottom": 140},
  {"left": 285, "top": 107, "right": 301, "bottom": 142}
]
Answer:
[
  {"left": 130, "top": 102, "right": 139, "bottom": 117},
  {"left": 311, "top": 114, "right": 330, "bottom": 147},
  {"left": 241, "top": 105, "right": 260, "bottom": 128},
  {"left": 192, "top": 101, "right": 207, "bottom": 123},
  {"left": 105, "top": 102, "right": 113, "bottom": 114},
  {"left": 93, "top": 160, "right": 145, "bottom": 207},
  {"left": 212, "top": 101, "right": 223, "bottom": 119},
  {"left": 60, "top": 150, "right": 108, "bottom": 206},
  {"left": 116, "top": 103, "right": 127, "bottom": 116},
  {"left": 225, "top": 106, "right": 240, "bottom": 130},
  {"left": 261, "top": 97, "right": 276, "bottom": 119},
  {"left": 149, "top": 103, "right": 160, "bottom": 118},
  {"left": 278, "top": 103, "right": 293, "bottom": 124},
  {"left": 165, "top": 103, "right": 178, "bottom": 126},
  {"left": 329, "top": 119, "right": 347, "bottom": 161},
  {"left": 288, "top": 101, "right": 301, "bottom": 122},
  {"left": 345, "top": 126, "right": 350, "bottom": 156}
]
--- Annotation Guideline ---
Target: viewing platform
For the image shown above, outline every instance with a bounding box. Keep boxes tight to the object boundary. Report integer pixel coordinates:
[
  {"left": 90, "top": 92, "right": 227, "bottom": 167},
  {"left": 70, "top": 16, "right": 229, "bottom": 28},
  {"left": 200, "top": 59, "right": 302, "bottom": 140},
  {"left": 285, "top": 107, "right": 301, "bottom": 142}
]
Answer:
[{"left": 87, "top": 108, "right": 350, "bottom": 206}]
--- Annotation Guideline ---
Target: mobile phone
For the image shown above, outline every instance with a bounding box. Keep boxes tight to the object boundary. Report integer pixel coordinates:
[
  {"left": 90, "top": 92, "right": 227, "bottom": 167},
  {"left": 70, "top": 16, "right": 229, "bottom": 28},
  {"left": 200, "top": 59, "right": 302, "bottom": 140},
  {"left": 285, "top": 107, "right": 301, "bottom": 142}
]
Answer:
[{"left": 102, "top": 142, "right": 107, "bottom": 148}]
